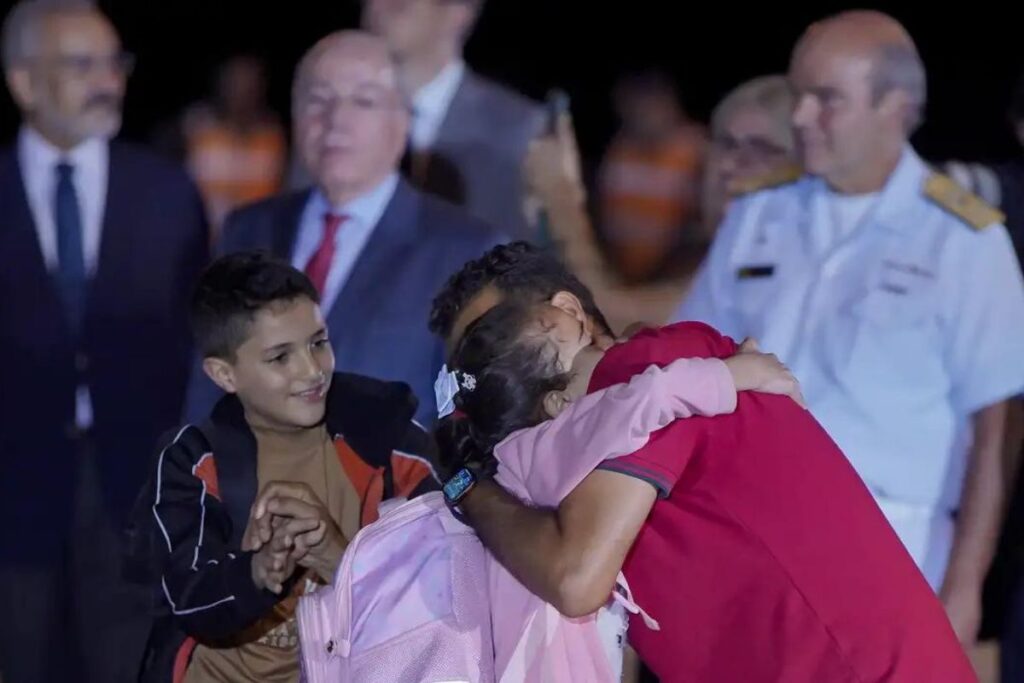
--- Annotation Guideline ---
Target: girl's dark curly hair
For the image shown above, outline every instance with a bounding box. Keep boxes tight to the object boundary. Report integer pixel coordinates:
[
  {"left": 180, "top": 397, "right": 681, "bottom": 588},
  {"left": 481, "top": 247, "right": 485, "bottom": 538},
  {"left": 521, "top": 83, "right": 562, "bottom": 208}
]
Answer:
[{"left": 434, "top": 298, "right": 570, "bottom": 479}]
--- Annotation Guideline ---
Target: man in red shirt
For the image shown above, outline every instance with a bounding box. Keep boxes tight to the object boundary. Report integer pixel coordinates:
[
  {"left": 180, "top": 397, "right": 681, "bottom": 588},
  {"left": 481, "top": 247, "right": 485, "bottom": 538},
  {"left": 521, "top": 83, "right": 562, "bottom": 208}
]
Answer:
[{"left": 430, "top": 243, "right": 976, "bottom": 682}]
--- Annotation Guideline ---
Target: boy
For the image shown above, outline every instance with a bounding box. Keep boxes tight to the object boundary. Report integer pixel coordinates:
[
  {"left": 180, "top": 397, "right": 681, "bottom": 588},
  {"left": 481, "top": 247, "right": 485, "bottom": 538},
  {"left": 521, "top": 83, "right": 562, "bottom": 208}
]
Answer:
[
  {"left": 430, "top": 243, "right": 976, "bottom": 682},
  {"left": 131, "top": 252, "right": 436, "bottom": 682}
]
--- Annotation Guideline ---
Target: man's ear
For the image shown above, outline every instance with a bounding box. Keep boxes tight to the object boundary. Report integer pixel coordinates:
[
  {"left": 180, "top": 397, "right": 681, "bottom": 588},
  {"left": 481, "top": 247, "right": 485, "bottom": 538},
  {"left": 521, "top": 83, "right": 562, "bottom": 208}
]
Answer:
[
  {"left": 447, "top": 0, "right": 480, "bottom": 42},
  {"left": 5, "top": 67, "right": 35, "bottom": 112},
  {"left": 203, "top": 357, "right": 239, "bottom": 394},
  {"left": 542, "top": 390, "right": 573, "bottom": 420},
  {"left": 876, "top": 87, "right": 912, "bottom": 131}
]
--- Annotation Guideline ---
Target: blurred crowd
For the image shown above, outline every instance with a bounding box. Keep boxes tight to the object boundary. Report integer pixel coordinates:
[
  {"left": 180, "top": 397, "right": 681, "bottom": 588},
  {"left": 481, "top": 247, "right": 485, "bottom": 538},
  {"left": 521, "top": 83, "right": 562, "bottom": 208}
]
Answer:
[{"left": 0, "top": 0, "right": 1023, "bottom": 682}]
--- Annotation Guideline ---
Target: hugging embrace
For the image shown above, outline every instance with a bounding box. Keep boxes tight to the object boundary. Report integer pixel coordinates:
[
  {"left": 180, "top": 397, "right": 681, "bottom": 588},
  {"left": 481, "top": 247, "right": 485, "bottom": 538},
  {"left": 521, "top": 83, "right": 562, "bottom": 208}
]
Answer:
[{"left": 133, "top": 244, "right": 975, "bottom": 683}]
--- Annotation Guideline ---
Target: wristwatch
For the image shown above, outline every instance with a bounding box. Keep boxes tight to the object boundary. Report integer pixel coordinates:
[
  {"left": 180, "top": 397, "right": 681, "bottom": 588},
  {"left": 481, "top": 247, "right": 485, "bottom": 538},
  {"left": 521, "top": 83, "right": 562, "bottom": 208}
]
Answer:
[{"left": 442, "top": 467, "right": 478, "bottom": 508}]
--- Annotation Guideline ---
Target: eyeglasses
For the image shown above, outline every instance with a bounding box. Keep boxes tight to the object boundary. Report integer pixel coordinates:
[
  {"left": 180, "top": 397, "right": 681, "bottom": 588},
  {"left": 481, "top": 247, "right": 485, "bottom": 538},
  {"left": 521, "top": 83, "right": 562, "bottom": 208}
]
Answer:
[
  {"left": 713, "top": 134, "right": 790, "bottom": 160},
  {"left": 36, "top": 51, "right": 135, "bottom": 79},
  {"left": 297, "top": 89, "right": 406, "bottom": 117}
]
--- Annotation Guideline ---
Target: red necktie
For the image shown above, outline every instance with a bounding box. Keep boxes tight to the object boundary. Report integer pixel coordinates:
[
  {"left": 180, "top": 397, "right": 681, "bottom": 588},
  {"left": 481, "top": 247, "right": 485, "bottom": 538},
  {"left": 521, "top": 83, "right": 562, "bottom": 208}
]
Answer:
[{"left": 304, "top": 212, "right": 345, "bottom": 295}]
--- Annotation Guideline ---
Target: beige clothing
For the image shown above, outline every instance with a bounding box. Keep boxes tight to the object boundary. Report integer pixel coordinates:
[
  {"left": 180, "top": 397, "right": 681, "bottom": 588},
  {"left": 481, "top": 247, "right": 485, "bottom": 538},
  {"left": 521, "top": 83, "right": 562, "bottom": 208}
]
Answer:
[{"left": 184, "top": 426, "right": 360, "bottom": 683}]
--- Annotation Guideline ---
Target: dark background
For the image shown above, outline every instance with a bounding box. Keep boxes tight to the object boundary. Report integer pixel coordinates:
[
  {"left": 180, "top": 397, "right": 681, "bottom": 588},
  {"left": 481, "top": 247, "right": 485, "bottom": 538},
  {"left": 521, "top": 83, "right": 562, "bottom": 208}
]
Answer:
[{"left": 0, "top": 0, "right": 1020, "bottom": 165}]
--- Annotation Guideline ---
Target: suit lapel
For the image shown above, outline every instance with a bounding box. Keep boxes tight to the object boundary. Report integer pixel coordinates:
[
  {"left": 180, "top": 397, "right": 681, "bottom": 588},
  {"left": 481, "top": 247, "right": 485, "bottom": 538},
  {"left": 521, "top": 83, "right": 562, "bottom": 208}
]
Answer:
[
  {"left": 0, "top": 150, "right": 75, "bottom": 335},
  {"left": 432, "top": 71, "right": 482, "bottom": 151},
  {"left": 271, "top": 190, "right": 310, "bottom": 261},
  {"left": 87, "top": 142, "right": 134, "bottom": 327},
  {"left": 0, "top": 151, "right": 54, "bottom": 286},
  {"left": 325, "top": 181, "right": 420, "bottom": 345},
  {"left": 417, "top": 74, "right": 484, "bottom": 205},
  {"left": 205, "top": 396, "right": 259, "bottom": 546}
]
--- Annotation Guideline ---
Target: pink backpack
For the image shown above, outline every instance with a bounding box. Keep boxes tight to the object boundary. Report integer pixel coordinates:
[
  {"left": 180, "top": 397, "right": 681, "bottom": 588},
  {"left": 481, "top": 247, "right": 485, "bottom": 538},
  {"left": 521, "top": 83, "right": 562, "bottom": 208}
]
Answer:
[{"left": 297, "top": 491, "right": 495, "bottom": 683}]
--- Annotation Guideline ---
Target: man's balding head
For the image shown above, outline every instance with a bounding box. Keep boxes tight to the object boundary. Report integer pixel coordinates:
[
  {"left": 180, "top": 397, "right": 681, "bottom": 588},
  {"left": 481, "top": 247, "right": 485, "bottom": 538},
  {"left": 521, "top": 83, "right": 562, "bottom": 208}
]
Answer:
[
  {"left": 293, "top": 31, "right": 402, "bottom": 101},
  {"left": 798, "top": 11, "right": 925, "bottom": 130},
  {"left": 789, "top": 11, "right": 924, "bottom": 192},
  {"left": 292, "top": 30, "right": 409, "bottom": 204}
]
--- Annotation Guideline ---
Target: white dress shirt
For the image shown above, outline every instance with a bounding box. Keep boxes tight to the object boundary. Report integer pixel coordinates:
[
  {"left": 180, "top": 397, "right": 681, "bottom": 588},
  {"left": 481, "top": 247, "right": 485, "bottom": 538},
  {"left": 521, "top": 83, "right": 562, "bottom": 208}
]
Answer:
[
  {"left": 291, "top": 173, "right": 399, "bottom": 314},
  {"left": 409, "top": 60, "right": 466, "bottom": 151},
  {"left": 18, "top": 126, "right": 108, "bottom": 274},
  {"left": 18, "top": 126, "right": 111, "bottom": 430}
]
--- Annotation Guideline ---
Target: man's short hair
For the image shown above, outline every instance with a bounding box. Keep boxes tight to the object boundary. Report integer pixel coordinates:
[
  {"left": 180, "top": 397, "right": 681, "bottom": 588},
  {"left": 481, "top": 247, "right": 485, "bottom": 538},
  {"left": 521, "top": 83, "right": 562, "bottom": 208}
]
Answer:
[
  {"left": 429, "top": 241, "right": 612, "bottom": 340},
  {"left": 870, "top": 42, "right": 927, "bottom": 133},
  {"left": 190, "top": 251, "right": 319, "bottom": 360},
  {"left": 1, "top": 0, "right": 97, "bottom": 71}
]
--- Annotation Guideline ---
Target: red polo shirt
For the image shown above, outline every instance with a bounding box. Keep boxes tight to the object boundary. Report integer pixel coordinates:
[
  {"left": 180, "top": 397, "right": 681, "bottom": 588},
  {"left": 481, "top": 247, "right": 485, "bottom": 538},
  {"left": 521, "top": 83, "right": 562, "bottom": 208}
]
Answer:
[{"left": 590, "top": 322, "right": 975, "bottom": 683}]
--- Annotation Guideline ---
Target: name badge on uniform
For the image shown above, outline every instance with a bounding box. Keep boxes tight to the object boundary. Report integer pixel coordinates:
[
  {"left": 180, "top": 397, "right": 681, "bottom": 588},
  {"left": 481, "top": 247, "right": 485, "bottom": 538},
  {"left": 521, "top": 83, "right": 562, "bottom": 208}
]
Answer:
[{"left": 736, "top": 264, "right": 775, "bottom": 280}]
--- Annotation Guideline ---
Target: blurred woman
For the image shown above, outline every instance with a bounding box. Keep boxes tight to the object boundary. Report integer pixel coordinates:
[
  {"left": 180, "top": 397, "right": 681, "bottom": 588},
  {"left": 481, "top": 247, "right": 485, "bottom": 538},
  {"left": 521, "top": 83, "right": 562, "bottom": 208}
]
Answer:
[{"left": 700, "top": 75, "right": 800, "bottom": 236}]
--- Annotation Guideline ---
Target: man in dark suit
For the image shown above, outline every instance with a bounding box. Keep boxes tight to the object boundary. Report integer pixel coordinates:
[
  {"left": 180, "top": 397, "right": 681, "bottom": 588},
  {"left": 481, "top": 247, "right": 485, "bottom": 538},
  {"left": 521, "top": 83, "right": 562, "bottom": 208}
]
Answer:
[
  {"left": 0, "top": 2, "right": 208, "bottom": 682},
  {"left": 185, "top": 30, "right": 504, "bottom": 427},
  {"left": 362, "top": 0, "right": 545, "bottom": 240}
]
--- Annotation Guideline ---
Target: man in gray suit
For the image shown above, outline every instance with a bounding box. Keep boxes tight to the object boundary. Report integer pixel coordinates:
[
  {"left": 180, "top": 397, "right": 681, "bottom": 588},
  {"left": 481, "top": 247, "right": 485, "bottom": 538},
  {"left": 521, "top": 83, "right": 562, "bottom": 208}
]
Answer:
[{"left": 363, "top": 0, "right": 545, "bottom": 240}]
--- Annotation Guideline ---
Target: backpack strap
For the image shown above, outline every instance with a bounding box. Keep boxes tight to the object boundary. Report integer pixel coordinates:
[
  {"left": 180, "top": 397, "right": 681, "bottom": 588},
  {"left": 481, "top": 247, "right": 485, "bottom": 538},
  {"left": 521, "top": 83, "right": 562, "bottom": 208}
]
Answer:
[
  {"left": 196, "top": 416, "right": 259, "bottom": 548},
  {"left": 611, "top": 572, "right": 660, "bottom": 631}
]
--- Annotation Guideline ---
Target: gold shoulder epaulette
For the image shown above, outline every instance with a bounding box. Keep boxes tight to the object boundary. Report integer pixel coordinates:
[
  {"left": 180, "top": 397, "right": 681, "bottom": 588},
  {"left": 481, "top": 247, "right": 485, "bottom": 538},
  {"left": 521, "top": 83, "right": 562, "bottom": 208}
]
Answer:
[
  {"left": 923, "top": 173, "right": 1004, "bottom": 230},
  {"left": 727, "top": 163, "right": 803, "bottom": 196}
]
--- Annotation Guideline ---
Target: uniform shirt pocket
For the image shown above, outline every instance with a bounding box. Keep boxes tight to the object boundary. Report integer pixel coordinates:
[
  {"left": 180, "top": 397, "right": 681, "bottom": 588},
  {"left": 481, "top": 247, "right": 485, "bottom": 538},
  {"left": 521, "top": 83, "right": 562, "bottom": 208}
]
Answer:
[{"left": 842, "top": 285, "right": 945, "bottom": 390}]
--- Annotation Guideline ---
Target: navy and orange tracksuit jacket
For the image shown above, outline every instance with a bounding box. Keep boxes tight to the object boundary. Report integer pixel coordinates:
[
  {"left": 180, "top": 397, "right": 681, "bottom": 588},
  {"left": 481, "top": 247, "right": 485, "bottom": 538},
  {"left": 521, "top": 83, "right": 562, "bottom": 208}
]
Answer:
[{"left": 126, "top": 372, "right": 438, "bottom": 682}]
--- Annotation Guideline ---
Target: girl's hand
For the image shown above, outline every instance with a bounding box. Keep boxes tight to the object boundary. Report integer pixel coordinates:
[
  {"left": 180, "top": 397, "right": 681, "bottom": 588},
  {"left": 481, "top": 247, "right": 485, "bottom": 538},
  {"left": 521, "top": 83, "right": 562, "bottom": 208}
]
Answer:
[{"left": 725, "top": 338, "right": 806, "bottom": 408}]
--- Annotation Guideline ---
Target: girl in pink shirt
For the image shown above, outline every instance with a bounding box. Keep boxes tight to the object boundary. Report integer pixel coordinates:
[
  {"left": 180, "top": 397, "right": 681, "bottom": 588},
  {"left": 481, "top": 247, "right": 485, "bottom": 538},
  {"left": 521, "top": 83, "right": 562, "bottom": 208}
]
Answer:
[{"left": 436, "top": 299, "right": 800, "bottom": 682}]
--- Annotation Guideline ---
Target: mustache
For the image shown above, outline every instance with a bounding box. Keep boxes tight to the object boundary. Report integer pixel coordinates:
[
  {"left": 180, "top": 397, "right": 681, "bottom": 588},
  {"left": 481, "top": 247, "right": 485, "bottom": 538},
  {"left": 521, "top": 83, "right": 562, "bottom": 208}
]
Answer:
[{"left": 84, "top": 93, "right": 122, "bottom": 111}]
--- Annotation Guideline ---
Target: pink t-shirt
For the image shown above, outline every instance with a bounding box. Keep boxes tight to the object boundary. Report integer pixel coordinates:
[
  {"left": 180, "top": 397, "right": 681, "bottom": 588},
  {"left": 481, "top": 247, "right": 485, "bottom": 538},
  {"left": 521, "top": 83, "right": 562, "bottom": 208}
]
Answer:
[{"left": 488, "top": 357, "right": 737, "bottom": 682}]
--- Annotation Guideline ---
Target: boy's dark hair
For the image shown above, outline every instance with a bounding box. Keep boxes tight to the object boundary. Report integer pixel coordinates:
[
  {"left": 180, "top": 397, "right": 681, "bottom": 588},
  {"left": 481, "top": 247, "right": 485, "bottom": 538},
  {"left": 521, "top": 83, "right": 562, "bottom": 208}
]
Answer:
[
  {"left": 429, "top": 241, "right": 612, "bottom": 341},
  {"left": 190, "top": 251, "right": 319, "bottom": 360},
  {"left": 434, "top": 298, "right": 570, "bottom": 479}
]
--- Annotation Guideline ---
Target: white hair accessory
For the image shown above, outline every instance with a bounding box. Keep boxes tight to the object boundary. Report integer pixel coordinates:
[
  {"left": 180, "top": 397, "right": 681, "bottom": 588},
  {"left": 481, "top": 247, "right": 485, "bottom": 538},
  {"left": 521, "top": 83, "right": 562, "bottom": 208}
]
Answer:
[
  {"left": 434, "top": 365, "right": 477, "bottom": 419},
  {"left": 435, "top": 365, "right": 460, "bottom": 419}
]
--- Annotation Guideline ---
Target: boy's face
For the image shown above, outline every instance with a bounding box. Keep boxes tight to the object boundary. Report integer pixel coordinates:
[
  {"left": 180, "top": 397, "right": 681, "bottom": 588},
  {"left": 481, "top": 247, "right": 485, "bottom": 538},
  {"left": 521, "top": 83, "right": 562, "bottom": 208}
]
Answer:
[{"left": 204, "top": 297, "right": 335, "bottom": 431}]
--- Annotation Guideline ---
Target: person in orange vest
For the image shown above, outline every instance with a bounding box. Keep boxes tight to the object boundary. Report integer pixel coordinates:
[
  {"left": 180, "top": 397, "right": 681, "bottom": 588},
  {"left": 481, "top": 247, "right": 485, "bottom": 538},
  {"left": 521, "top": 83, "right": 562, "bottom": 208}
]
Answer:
[
  {"left": 598, "top": 70, "right": 707, "bottom": 283},
  {"left": 182, "top": 55, "right": 287, "bottom": 242}
]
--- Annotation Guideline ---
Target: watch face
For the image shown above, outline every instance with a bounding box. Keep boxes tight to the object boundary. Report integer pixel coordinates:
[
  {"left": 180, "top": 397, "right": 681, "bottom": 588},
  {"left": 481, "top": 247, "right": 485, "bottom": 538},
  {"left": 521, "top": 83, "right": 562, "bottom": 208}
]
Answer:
[{"left": 443, "top": 468, "right": 474, "bottom": 502}]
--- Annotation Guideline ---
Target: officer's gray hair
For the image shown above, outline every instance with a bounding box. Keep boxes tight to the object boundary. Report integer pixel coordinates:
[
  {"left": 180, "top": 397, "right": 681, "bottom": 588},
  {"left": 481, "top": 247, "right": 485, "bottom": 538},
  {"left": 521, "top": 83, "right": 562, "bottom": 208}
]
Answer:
[
  {"left": 711, "top": 74, "right": 796, "bottom": 152},
  {"left": 870, "top": 42, "right": 927, "bottom": 133},
  {"left": 1, "top": 0, "right": 98, "bottom": 71}
]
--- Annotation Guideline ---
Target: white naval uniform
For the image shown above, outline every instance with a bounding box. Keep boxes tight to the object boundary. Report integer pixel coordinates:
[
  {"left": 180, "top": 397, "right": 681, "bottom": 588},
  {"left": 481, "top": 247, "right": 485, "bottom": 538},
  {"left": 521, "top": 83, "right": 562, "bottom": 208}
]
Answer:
[{"left": 676, "top": 146, "right": 1024, "bottom": 588}]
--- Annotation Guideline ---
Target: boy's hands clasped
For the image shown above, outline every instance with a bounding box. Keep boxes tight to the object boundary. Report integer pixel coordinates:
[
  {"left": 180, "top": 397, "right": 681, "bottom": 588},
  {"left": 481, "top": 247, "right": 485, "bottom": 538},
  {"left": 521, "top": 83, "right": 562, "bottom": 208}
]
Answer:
[
  {"left": 245, "top": 481, "right": 348, "bottom": 594},
  {"left": 725, "top": 338, "right": 806, "bottom": 408}
]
